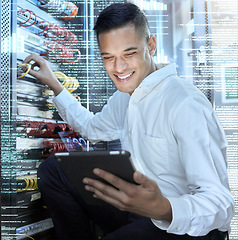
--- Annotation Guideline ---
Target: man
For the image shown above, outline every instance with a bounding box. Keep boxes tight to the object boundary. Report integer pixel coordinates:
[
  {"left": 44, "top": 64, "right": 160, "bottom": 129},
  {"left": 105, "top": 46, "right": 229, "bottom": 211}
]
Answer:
[{"left": 23, "top": 3, "right": 234, "bottom": 240}]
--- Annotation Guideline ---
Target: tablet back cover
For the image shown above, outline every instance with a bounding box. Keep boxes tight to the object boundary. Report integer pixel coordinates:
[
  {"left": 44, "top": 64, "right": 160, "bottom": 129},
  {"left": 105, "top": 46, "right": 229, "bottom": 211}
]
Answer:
[{"left": 54, "top": 150, "right": 136, "bottom": 206}]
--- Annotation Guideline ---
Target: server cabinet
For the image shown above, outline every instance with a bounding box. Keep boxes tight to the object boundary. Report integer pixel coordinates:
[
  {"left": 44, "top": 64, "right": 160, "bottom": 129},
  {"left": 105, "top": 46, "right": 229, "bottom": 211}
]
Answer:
[{"left": 1, "top": 0, "right": 123, "bottom": 239}]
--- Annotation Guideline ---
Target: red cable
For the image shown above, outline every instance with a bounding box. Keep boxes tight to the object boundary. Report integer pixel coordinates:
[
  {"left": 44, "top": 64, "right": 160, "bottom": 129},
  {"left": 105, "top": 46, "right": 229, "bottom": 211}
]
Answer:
[
  {"left": 17, "top": 9, "right": 32, "bottom": 26},
  {"left": 62, "top": 31, "right": 74, "bottom": 46},
  {"left": 67, "top": 49, "right": 81, "bottom": 64},
  {"left": 56, "top": 27, "right": 69, "bottom": 44},
  {"left": 18, "top": 9, "right": 37, "bottom": 27},
  {"left": 65, "top": 31, "right": 74, "bottom": 46},
  {"left": 57, "top": 142, "right": 65, "bottom": 152},
  {"left": 63, "top": 47, "right": 74, "bottom": 63},
  {"left": 54, "top": 45, "right": 80, "bottom": 64},
  {"left": 43, "top": 23, "right": 55, "bottom": 37},
  {"left": 40, "top": 122, "right": 56, "bottom": 137},
  {"left": 66, "top": 124, "right": 73, "bottom": 132},
  {"left": 17, "top": 121, "right": 28, "bottom": 134},
  {"left": 44, "top": 23, "right": 60, "bottom": 40},
  {"left": 51, "top": 123, "right": 67, "bottom": 137},
  {"left": 25, "top": 10, "right": 37, "bottom": 27},
  {"left": 70, "top": 33, "right": 78, "bottom": 46},
  {"left": 42, "top": 142, "right": 57, "bottom": 158},
  {"left": 57, "top": 123, "right": 67, "bottom": 133},
  {"left": 36, "top": 20, "right": 78, "bottom": 49},
  {"left": 41, "top": 41, "right": 56, "bottom": 56},
  {"left": 54, "top": 45, "right": 73, "bottom": 63},
  {"left": 54, "top": 44, "right": 64, "bottom": 61},
  {"left": 26, "top": 121, "right": 37, "bottom": 136},
  {"left": 64, "top": 31, "right": 77, "bottom": 47},
  {"left": 37, "top": 21, "right": 50, "bottom": 35},
  {"left": 61, "top": 2, "right": 78, "bottom": 21}
]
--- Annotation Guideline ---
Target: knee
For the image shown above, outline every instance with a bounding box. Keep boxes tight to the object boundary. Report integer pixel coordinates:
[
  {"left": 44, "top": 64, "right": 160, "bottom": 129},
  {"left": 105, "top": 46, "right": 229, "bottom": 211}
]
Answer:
[{"left": 37, "top": 155, "right": 57, "bottom": 191}]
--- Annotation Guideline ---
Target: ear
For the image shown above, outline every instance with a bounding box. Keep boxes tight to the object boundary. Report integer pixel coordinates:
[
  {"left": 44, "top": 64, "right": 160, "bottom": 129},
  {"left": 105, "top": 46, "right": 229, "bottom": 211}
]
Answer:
[{"left": 148, "top": 35, "right": 157, "bottom": 56}]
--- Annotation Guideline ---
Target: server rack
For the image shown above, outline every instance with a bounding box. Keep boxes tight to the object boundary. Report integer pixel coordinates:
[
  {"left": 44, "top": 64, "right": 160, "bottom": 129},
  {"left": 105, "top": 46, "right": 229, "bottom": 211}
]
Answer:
[{"left": 1, "top": 0, "right": 122, "bottom": 239}]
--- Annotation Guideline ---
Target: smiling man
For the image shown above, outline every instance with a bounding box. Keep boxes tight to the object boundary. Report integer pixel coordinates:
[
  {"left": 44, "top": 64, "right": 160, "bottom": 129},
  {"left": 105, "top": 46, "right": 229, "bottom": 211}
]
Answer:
[
  {"left": 24, "top": 3, "right": 234, "bottom": 240},
  {"left": 98, "top": 25, "right": 157, "bottom": 95}
]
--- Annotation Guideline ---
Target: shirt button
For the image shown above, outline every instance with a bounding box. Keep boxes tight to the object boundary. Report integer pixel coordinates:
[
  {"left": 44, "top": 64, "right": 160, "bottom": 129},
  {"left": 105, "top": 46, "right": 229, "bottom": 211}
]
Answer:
[{"left": 128, "top": 129, "right": 132, "bottom": 135}]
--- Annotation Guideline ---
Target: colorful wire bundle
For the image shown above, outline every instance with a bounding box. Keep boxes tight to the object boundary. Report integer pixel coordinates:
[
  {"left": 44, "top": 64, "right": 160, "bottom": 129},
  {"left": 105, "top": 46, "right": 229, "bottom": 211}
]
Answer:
[
  {"left": 61, "top": 2, "right": 78, "bottom": 20},
  {"left": 42, "top": 139, "right": 84, "bottom": 158},
  {"left": 40, "top": 41, "right": 81, "bottom": 64},
  {"left": 16, "top": 175, "right": 38, "bottom": 192},
  {"left": 17, "top": 63, "right": 31, "bottom": 79},
  {"left": 17, "top": 9, "right": 78, "bottom": 47},
  {"left": 37, "top": 21, "right": 78, "bottom": 47},
  {"left": 17, "top": 9, "right": 37, "bottom": 27},
  {"left": 42, "top": 140, "right": 69, "bottom": 158},
  {"left": 17, "top": 9, "right": 80, "bottom": 64},
  {"left": 17, "top": 120, "right": 78, "bottom": 138},
  {"left": 54, "top": 71, "right": 79, "bottom": 92},
  {"left": 37, "top": 0, "right": 78, "bottom": 21}
]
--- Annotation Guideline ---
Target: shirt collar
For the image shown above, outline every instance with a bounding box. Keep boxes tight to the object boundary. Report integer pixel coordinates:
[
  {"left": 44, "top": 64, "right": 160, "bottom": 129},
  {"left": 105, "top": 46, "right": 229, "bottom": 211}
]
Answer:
[
  {"left": 142, "top": 63, "right": 177, "bottom": 88},
  {"left": 130, "top": 63, "right": 177, "bottom": 101}
]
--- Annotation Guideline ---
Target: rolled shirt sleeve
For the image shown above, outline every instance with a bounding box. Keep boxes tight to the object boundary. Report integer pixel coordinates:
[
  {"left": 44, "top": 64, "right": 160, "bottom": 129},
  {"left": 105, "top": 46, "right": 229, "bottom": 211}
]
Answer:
[
  {"left": 53, "top": 87, "right": 121, "bottom": 142},
  {"left": 152, "top": 97, "right": 234, "bottom": 236}
]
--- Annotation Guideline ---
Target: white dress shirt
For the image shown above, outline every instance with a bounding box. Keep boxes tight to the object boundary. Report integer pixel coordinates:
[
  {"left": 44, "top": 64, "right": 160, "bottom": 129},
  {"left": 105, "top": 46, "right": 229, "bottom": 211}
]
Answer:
[{"left": 53, "top": 63, "right": 234, "bottom": 236}]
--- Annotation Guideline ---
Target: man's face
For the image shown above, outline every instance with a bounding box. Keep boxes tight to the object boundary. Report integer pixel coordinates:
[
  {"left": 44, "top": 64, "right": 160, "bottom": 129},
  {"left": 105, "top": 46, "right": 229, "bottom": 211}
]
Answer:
[{"left": 98, "top": 25, "right": 157, "bottom": 95}]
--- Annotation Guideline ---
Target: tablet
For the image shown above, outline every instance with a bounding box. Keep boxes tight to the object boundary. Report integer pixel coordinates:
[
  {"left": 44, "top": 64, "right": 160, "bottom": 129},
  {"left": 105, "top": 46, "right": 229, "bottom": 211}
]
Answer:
[{"left": 54, "top": 150, "right": 137, "bottom": 205}]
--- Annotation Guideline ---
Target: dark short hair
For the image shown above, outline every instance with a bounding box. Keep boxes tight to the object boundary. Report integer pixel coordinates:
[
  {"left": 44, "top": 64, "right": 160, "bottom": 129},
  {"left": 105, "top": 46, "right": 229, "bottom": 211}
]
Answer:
[{"left": 93, "top": 3, "right": 150, "bottom": 42}]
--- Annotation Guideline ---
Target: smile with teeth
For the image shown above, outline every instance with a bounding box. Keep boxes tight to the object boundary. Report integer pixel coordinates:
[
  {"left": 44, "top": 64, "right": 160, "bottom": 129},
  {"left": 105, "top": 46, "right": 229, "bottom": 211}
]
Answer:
[{"left": 115, "top": 72, "right": 134, "bottom": 81}]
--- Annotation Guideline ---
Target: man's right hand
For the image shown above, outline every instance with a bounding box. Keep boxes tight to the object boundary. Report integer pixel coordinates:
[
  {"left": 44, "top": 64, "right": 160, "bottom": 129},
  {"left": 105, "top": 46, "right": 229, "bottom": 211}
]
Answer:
[{"left": 23, "top": 53, "right": 63, "bottom": 96}]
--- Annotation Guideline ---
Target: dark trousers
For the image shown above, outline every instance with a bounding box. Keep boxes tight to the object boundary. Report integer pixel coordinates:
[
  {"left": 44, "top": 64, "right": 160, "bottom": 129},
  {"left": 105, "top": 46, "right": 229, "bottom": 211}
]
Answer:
[{"left": 37, "top": 156, "right": 227, "bottom": 240}]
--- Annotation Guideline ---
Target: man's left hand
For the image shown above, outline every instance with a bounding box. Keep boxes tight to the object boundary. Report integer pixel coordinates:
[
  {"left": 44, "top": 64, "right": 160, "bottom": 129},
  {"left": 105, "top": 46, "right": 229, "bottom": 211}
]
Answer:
[{"left": 83, "top": 169, "right": 172, "bottom": 222}]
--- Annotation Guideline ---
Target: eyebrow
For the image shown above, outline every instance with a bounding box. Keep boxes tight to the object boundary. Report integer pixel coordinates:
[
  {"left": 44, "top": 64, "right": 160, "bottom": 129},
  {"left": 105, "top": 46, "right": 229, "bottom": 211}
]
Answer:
[{"left": 101, "top": 47, "right": 138, "bottom": 56}]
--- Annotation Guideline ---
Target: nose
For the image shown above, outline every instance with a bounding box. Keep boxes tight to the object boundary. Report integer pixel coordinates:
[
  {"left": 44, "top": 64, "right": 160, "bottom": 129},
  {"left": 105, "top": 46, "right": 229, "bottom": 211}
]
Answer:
[{"left": 114, "top": 57, "right": 127, "bottom": 73}]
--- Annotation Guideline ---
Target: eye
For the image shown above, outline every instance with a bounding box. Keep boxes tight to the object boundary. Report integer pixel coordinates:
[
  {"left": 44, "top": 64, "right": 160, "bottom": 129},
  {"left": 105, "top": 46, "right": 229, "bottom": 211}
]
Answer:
[
  {"left": 103, "top": 56, "right": 113, "bottom": 61},
  {"left": 125, "top": 52, "right": 136, "bottom": 57}
]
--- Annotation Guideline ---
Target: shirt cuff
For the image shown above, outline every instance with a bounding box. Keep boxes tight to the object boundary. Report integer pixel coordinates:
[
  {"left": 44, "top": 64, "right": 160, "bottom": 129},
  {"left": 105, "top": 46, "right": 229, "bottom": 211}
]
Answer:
[{"left": 152, "top": 196, "right": 191, "bottom": 235}]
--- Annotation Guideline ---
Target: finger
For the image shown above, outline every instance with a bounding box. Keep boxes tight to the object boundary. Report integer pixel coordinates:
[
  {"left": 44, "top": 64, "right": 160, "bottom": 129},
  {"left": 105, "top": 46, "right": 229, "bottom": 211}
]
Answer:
[
  {"left": 28, "top": 66, "right": 42, "bottom": 79},
  {"left": 23, "top": 54, "right": 47, "bottom": 79},
  {"left": 83, "top": 177, "right": 122, "bottom": 198},
  {"left": 84, "top": 181, "right": 127, "bottom": 210},
  {"left": 93, "top": 168, "right": 134, "bottom": 194},
  {"left": 94, "top": 188, "right": 127, "bottom": 210},
  {"left": 31, "top": 62, "right": 40, "bottom": 70},
  {"left": 28, "top": 63, "right": 40, "bottom": 78},
  {"left": 23, "top": 53, "right": 39, "bottom": 64},
  {"left": 133, "top": 171, "right": 157, "bottom": 191},
  {"left": 23, "top": 53, "right": 46, "bottom": 68}
]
